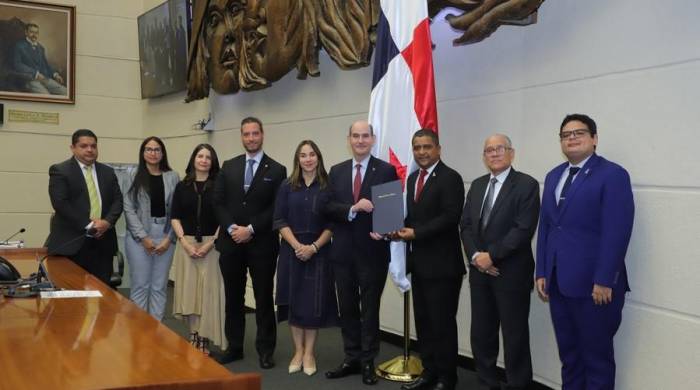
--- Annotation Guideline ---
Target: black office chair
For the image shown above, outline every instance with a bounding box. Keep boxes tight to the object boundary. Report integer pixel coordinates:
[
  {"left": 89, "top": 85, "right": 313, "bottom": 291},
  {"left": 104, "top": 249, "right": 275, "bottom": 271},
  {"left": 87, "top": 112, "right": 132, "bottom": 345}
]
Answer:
[{"left": 109, "top": 251, "right": 125, "bottom": 289}]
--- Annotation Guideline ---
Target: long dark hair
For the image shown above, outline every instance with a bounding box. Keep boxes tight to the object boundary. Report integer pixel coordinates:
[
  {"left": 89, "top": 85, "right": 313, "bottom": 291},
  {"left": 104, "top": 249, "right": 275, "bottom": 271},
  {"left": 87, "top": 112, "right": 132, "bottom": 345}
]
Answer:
[
  {"left": 183, "top": 144, "right": 220, "bottom": 186},
  {"left": 129, "top": 136, "right": 172, "bottom": 200},
  {"left": 289, "top": 140, "right": 328, "bottom": 190}
]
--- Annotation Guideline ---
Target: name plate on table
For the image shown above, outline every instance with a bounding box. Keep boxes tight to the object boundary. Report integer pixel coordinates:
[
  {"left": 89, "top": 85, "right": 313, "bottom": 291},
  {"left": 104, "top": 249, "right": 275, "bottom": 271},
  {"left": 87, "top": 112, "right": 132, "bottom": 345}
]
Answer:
[
  {"left": 41, "top": 290, "right": 103, "bottom": 299},
  {"left": 371, "top": 180, "right": 404, "bottom": 234}
]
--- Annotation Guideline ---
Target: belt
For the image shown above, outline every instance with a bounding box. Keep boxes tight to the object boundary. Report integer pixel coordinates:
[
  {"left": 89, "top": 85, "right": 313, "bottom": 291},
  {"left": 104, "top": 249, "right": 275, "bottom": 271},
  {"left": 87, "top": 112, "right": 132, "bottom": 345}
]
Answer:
[{"left": 150, "top": 217, "right": 168, "bottom": 224}]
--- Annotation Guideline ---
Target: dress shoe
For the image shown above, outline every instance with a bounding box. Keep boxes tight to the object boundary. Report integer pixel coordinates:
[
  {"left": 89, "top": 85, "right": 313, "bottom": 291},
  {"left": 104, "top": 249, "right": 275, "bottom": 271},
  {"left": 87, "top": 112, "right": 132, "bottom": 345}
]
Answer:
[
  {"left": 211, "top": 348, "right": 244, "bottom": 364},
  {"left": 361, "top": 362, "right": 378, "bottom": 385},
  {"left": 259, "top": 353, "right": 275, "bottom": 369},
  {"left": 400, "top": 375, "right": 437, "bottom": 390},
  {"left": 325, "top": 361, "right": 361, "bottom": 379},
  {"left": 431, "top": 381, "right": 455, "bottom": 390},
  {"left": 303, "top": 356, "right": 317, "bottom": 376},
  {"left": 288, "top": 361, "right": 302, "bottom": 374}
]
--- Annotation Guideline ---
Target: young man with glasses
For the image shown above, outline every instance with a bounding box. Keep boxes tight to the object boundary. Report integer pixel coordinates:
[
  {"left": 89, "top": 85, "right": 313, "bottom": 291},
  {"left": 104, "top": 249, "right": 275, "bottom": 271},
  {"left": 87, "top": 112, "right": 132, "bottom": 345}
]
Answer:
[{"left": 536, "top": 114, "right": 635, "bottom": 389}]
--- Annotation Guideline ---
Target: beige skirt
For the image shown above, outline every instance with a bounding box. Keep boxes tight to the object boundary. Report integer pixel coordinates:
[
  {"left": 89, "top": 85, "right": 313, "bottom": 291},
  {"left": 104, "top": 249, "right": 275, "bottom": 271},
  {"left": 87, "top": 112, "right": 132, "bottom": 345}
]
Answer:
[{"left": 172, "top": 235, "right": 227, "bottom": 350}]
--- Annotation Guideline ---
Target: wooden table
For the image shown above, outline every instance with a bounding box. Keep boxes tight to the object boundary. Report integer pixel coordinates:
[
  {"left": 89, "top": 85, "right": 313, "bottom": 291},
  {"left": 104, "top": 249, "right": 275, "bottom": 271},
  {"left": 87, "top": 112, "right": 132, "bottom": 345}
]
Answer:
[{"left": 0, "top": 248, "right": 260, "bottom": 390}]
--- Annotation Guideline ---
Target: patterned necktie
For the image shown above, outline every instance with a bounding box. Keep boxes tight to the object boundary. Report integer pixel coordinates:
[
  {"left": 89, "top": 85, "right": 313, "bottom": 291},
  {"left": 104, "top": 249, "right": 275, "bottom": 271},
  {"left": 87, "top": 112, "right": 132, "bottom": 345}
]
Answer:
[
  {"left": 414, "top": 169, "right": 428, "bottom": 202},
  {"left": 480, "top": 177, "right": 498, "bottom": 229},
  {"left": 558, "top": 166, "right": 581, "bottom": 206},
  {"left": 353, "top": 163, "right": 362, "bottom": 203},
  {"left": 85, "top": 165, "right": 101, "bottom": 219},
  {"left": 244, "top": 159, "right": 255, "bottom": 192}
]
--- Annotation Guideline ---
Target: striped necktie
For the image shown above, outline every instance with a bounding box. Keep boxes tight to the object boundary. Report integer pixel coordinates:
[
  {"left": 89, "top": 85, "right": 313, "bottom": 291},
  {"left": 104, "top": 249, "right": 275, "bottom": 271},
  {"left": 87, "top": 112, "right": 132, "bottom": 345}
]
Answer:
[{"left": 85, "top": 165, "right": 101, "bottom": 219}]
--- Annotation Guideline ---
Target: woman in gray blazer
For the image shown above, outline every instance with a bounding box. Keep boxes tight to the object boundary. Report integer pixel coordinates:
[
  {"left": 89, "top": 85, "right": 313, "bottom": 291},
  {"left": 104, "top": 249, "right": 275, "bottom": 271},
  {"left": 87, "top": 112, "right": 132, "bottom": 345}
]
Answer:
[{"left": 123, "top": 136, "right": 180, "bottom": 320}]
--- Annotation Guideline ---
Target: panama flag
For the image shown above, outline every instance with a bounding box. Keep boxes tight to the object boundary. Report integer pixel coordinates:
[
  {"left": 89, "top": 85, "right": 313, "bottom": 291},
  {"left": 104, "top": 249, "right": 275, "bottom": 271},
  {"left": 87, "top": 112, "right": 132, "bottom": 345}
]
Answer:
[{"left": 369, "top": 0, "right": 438, "bottom": 292}]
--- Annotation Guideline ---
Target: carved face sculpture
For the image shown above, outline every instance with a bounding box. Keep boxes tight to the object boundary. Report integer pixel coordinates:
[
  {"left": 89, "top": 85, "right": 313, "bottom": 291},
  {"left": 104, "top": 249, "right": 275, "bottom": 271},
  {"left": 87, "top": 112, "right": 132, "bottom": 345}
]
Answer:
[
  {"left": 203, "top": 0, "right": 307, "bottom": 94},
  {"left": 203, "top": 0, "right": 244, "bottom": 93}
]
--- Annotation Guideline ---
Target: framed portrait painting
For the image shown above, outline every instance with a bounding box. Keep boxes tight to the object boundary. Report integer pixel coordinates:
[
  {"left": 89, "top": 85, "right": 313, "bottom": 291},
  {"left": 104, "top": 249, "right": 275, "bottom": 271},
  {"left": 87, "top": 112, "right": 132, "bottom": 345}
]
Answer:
[{"left": 0, "top": 0, "right": 75, "bottom": 104}]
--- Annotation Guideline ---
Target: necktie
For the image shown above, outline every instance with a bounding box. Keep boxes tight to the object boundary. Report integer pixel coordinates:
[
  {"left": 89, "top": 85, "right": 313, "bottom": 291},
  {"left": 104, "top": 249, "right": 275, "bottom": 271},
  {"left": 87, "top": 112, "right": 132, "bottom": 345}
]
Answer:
[
  {"left": 352, "top": 163, "right": 362, "bottom": 203},
  {"left": 480, "top": 177, "right": 498, "bottom": 229},
  {"left": 244, "top": 159, "right": 255, "bottom": 192},
  {"left": 414, "top": 169, "right": 428, "bottom": 202},
  {"left": 558, "top": 166, "right": 581, "bottom": 206},
  {"left": 85, "top": 165, "right": 101, "bottom": 219}
]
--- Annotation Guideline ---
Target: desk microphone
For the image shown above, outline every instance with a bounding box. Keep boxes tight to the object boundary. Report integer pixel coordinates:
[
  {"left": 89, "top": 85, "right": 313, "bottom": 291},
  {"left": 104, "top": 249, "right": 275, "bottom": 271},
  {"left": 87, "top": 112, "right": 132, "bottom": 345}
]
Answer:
[
  {"left": 1, "top": 228, "right": 26, "bottom": 245},
  {"left": 2, "top": 229, "right": 92, "bottom": 297}
]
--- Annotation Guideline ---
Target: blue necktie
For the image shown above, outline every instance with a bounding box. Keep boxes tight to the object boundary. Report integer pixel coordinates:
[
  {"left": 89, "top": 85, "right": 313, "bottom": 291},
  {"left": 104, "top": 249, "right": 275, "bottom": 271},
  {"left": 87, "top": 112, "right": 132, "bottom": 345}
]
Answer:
[
  {"left": 558, "top": 167, "right": 581, "bottom": 206},
  {"left": 244, "top": 159, "right": 255, "bottom": 192}
]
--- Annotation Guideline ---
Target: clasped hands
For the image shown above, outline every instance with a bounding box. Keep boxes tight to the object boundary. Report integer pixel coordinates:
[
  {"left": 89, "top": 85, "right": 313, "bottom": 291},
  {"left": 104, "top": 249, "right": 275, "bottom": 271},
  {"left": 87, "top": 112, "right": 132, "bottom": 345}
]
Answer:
[
  {"left": 141, "top": 236, "right": 171, "bottom": 256},
  {"left": 181, "top": 239, "right": 214, "bottom": 259},
  {"left": 293, "top": 244, "right": 316, "bottom": 261},
  {"left": 472, "top": 252, "right": 500, "bottom": 277},
  {"left": 230, "top": 224, "right": 253, "bottom": 244}
]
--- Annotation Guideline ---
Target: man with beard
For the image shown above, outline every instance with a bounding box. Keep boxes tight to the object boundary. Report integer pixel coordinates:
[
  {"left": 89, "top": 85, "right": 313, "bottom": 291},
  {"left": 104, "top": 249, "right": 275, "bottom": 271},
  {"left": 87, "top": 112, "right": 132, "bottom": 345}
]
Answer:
[{"left": 211, "top": 117, "right": 286, "bottom": 368}]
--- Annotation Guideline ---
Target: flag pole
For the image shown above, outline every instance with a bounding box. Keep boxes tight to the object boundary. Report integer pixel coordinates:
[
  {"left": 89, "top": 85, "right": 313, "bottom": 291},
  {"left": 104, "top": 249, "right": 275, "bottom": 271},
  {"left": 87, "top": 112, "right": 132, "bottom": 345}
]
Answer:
[{"left": 376, "top": 291, "right": 423, "bottom": 381}]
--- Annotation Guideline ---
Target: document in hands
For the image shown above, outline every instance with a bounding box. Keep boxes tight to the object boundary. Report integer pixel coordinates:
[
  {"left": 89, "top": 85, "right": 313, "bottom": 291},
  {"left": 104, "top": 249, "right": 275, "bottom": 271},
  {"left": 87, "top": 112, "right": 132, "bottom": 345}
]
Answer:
[{"left": 371, "top": 180, "right": 404, "bottom": 234}]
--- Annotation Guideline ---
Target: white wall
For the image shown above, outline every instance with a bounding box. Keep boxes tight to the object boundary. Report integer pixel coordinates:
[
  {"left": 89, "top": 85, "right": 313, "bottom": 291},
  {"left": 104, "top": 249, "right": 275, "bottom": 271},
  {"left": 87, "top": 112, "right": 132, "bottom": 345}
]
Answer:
[
  {"left": 0, "top": 0, "right": 146, "bottom": 246},
  {"left": 204, "top": 1, "right": 700, "bottom": 388}
]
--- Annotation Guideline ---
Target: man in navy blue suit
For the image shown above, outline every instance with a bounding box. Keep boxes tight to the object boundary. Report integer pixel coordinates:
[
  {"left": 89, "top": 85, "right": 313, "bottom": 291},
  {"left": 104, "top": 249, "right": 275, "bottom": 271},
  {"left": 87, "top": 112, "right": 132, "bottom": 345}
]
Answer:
[
  {"left": 12, "top": 23, "right": 67, "bottom": 95},
  {"left": 536, "top": 114, "right": 634, "bottom": 390}
]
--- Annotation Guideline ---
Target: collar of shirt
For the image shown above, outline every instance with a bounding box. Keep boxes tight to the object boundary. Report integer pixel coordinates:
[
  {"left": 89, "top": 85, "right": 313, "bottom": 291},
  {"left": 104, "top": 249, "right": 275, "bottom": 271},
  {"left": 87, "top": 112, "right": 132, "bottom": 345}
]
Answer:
[
  {"left": 26, "top": 38, "right": 38, "bottom": 48},
  {"left": 75, "top": 157, "right": 94, "bottom": 172},
  {"left": 489, "top": 166, "right": 511, "bottom": 184},
  {"left": 420, "top": 160, "right": 439, "bottom": 178},
  {"left": 246, "top": 150, "right": 263, "bottom": 165},
  {"left": 568, "top": 154, "right": 592, "bottom": 172},
  {"left": 352, "top": 155, "right": 371, "bottom": 171}
]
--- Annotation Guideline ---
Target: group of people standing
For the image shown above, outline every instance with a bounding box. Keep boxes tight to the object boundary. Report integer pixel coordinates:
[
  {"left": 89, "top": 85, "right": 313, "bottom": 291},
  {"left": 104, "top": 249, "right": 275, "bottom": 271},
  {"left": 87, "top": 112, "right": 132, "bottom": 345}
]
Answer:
[{"left": 46, "top": 112, "right": 634, "bottom": 390}]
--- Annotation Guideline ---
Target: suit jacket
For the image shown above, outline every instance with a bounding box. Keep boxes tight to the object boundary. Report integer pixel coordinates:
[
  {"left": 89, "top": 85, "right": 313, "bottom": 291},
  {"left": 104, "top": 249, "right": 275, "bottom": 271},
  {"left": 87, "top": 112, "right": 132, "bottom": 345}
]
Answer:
[
  {"left": 122, "top": 169, "right": 180, "bottom": 241},
  {"left": 536, "top": 153, "right": 634, "bottom": 297},
  {"left": 46, "top": 158, "right": 123, "bottom": 256},
  {"left": 325, "top": 156, "right": 398, "bottom": 264},
  {"left": 460, "top": 168, "right": 540, "bottom": 291},
  {"left": 214, "top": 153, "right": 287, "bottom": 255},
  {"left": 12, "top": 40, "right": 55, "bottom": 81},
  {"left": 405, "top": 161, "right": 465, "bottom": 279}
]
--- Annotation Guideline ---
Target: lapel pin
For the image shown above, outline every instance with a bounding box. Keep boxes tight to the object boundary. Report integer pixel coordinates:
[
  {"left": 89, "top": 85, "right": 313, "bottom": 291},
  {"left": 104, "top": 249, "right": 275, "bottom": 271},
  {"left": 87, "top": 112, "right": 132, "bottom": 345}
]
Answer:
[{"left": 585, "top": 168, "right": 590, "bottom": 175}]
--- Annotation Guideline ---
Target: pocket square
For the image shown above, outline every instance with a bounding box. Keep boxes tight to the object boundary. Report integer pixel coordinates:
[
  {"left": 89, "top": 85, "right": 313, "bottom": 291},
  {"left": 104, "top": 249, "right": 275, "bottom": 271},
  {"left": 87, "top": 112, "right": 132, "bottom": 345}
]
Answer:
[{"left": 263, "top": 177, "right": 273, "bottom": 182}]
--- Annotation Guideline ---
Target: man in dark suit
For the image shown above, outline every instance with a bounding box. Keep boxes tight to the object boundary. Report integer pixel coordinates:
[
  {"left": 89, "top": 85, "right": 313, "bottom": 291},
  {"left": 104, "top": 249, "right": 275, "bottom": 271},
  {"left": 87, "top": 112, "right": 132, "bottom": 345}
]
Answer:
[
  {"left": 460, "top": 134, "right": 540, "bottom": 390},
  {"left": 12, "top": 22, "right": 67, "bottom": 95},
  {"left": 212, "top": 117, "right": 287, "bottom": 368},
  {"left": 396, "top": 129, "right": 465, "bottom": 390},
  {"left": 536, "top": 114, "right": 634, "bottom": 390},
  {"left": 324, "top": 120, "right": 398, "bottom": 385},
  {"left": 47, "top": 129, "right": 123, "bottom": 284}
]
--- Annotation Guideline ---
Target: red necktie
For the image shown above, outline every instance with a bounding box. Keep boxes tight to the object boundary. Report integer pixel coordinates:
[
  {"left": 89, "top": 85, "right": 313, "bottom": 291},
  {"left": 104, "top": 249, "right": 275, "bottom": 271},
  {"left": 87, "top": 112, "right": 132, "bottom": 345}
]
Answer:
[
  {"left": 415, "top": 169, "right": 428, "bottom": 201},
  {"left": 353, "top": 163, "right": 362, "bottom": 203}
]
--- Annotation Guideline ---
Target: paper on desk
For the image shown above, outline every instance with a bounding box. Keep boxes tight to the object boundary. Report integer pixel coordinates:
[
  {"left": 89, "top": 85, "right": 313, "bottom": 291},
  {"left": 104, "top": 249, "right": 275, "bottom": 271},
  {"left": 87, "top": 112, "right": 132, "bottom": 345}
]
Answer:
[{"left": 40, "top": 290, "right": 103, "bottom": 298}]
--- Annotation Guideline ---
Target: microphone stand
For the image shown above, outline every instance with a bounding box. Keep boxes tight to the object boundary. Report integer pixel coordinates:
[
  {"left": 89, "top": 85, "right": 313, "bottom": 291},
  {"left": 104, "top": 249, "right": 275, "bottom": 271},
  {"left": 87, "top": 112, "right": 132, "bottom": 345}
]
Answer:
[
  {"left": 1, "top": 228, "right": 26, "bottom": 245},
  {"left": 2, "top": 230, "right": 92, "bottom": 298}
]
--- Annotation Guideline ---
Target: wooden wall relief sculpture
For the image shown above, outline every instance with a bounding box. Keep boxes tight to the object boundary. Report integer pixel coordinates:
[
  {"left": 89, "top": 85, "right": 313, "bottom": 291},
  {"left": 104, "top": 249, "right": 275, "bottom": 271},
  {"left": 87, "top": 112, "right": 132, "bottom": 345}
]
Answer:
[{"left": 186, "top": 0, "right": 544, "bottom": 101}]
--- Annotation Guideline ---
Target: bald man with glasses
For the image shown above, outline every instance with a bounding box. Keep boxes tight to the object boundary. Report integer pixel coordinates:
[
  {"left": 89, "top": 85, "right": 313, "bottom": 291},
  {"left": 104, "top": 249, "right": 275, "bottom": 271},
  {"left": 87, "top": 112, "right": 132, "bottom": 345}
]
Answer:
[{"left": 460, "top": 134, "right": 540, "bottom": 390}]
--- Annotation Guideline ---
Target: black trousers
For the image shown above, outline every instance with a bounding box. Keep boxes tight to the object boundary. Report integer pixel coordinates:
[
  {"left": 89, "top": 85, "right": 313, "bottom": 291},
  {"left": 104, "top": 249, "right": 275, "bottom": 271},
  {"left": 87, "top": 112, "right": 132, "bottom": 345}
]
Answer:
[
  {"left": 470, "top": 283, "right": 532, "bottom": 389},
  {"left": 70, "top": 238, "right": 114, "bottom": 285},
  {"left": 333, "top": 253, "right": 388, "bottom": 364},
  {"left": 219, "top": 248, "right": 277, "bottom": 356},
  {"left": 412, "top": 276, "right": 462, "bottom": 386}
]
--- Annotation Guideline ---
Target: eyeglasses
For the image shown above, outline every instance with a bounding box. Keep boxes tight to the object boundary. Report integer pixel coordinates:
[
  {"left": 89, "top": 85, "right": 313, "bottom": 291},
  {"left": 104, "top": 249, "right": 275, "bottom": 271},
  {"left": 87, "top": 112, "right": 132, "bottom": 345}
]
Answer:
[
  {"left": 144, "top": 147, "right": 162, "bottom": 154},
  {"left": 483, "top": 145, "right": 511, "bottom": 156},
  {"left": 559, "top": 129, "right": 591, "bottom": 140}
]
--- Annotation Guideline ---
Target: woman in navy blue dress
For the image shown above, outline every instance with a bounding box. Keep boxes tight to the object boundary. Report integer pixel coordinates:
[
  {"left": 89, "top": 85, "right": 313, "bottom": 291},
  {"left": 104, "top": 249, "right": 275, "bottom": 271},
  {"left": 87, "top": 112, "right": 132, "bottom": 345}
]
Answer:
[{"left": 273, "top": 140, "right": 338, "bottom": 376}]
